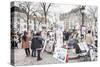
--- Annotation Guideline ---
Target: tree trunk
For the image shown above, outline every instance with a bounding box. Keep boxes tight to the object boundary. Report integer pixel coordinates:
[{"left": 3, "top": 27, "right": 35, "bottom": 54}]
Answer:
[
  {"left": 34, "top": 18, "right": 36, "bottom": 31},
  {"left": 44, "top": 13, "right": 47, "bottom": 24},
  {"left": 27, "top": 14, "right": 29, "bottom": 32}
]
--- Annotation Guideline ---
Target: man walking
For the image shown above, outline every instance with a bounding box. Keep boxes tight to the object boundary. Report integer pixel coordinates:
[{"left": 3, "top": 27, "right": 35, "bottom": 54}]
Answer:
[{"left": 31, "top": 32, "right": 43, "bottom": 61}]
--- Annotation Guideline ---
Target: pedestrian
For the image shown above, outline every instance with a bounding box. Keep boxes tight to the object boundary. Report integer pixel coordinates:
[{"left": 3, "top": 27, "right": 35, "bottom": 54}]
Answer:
[
  {"left": 31, "top": 33, "right": 36, "bottom": 57},
  {"left": 85, "top": 30, "right": 95, "bottom": 48},
  {"left": 22, "top": 31, "right": 30, "bottom": 57},
  {"left": 85, "top": 30, "right": 96, "bottom": 49},
  {"left": 11, "top": 32, "right": 18, "bottom": 49},
  {"left": 14, "top": 33, "right": 19, "bottom": 48},
  {"left": 31, "top": 32, "right": 43, "bottom": 61},
  {"left": 11, "top": 35, "right": 15, "bottom": 49}
]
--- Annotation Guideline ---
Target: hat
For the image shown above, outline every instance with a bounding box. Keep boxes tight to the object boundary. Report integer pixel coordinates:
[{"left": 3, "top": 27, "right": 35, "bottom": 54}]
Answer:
[{"left": 35, "top": 32, "right": 41, "bottom": 36}]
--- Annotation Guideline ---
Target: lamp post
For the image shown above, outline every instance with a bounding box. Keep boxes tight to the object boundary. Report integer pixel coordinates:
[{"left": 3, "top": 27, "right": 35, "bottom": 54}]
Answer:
[
  {"left": 80, "top": 6, "right": 85, "bottom": 40},
  {"left": 17, "top": 13, "right": 20, "bottom": 33},
  {"left": 33, "top": 13, "right": 37, "bottom": 31},
  {"left": 33, "top": 14, "right": 36, "bottom": 31}
]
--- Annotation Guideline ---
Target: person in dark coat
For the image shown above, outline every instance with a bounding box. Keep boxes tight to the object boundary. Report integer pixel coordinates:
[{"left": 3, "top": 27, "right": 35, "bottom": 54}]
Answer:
[
  {"left": 63, "top": 30, "right": 70, "bottom": 46},
  {"left": 31, "top": 33, "right": 37, "bottom": 57},
  {"left": 31, "top": 32, "right": 43, "bottom": 61},
  {"left": 63, "top": 30, "right": 70, "bottom": 41},
  {"left": 11, "top": 36, "right": 16, "bottom": 49},
  {"left": 11, "top": 32, "right": 18, "bottom": 49}
]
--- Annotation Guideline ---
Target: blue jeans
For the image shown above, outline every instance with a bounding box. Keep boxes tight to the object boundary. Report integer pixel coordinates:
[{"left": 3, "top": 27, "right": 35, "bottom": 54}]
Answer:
[{"left": 32, "top": 49, "right": 36, "bottom": 57}]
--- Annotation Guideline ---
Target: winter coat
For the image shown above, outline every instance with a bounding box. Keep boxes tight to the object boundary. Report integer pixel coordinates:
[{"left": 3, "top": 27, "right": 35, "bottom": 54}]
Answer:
[
  {"left": 22, "top": 36, "right": 29, "bottom": 49},
  {"left": 63, "top": 32, "right": 69, "bottom": 41},
  {"left": 31, "top": 36, "right": 43, "bottom": 50}
]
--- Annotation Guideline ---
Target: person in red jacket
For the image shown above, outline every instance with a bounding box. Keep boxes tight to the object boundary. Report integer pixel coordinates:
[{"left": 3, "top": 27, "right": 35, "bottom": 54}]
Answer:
[{"left": 22, "top": 31, "right": 30, "bottom": 57}]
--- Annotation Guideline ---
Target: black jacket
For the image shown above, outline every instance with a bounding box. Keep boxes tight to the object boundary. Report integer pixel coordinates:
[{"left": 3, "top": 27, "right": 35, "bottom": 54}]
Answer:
[
  {"left": 63, "top": 32, "right": 69, "bottom": 41},
  {"left": 31, "top": 36, "right": 42, "bottom": 49}
]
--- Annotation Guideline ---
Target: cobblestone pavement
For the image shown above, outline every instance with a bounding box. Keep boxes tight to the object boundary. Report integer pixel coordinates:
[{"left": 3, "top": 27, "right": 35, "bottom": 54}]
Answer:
[
  {"left": 14, "top": 48, "right": 63, "bottom": 66},
  {"left": 13, "top": 43, "right": 97, "bottom": 66}
]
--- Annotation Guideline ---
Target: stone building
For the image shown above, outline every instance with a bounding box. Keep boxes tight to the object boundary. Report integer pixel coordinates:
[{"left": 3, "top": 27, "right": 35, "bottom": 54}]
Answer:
[
  {"left": 60, "top": 6, "right": 96, "bottom": 33},
  {"left": 11, "top": 2, "right": 45, "bottom": 33}
]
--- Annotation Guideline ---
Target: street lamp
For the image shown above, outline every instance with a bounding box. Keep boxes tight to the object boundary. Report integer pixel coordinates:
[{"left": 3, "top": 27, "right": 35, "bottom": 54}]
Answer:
[
  {"left": 81, "top": 6, "right": 85, "bottom": 26},
  {"left": 33, "top": 14, "right": 36, "bottom": 31},
  {"left": 17, "top": 13, "right": 20, "bottom": 33},
  {"left": 80, "top": 5, "right": 85, "bottom": 40}
]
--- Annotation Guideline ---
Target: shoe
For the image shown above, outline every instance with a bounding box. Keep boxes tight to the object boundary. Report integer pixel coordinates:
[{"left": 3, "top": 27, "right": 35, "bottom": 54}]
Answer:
[
  {"left": 37, "top": 58, "right": 42, "bottom": 61},
  {"left": 31, "top": 55, "right": 33, "bottom": 57},
  {"left": 26, "top": 54, "right": 30, "bottom": 57},
  {"left": 33, "top": 56, "right": 36, "bottom": 57},
  {"left": 32, "top": 55, "right": 36, "bottom": 57}
]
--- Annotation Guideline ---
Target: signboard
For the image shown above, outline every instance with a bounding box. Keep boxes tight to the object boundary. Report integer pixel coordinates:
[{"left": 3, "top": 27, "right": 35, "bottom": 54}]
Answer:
[{"left": 53, "top": 48, "right": 68, "bottom": 63}]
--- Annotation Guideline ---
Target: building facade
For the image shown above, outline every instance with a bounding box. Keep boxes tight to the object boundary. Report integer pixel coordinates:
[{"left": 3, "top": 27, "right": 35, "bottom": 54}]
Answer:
[{"left": 60, "top": 6, "right": 96, "bottom": 33}]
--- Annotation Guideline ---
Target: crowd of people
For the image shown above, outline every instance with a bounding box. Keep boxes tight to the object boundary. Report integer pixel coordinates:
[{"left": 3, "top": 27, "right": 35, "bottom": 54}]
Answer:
[
  {"left": 11, "top": 31, "right": 43, "bottom": 61},
  {"left": 63, "top": 29, "right": 97, "bottom": 55},
  {"left": 11, "top": 28, "right": 97, "bottom": 61}
]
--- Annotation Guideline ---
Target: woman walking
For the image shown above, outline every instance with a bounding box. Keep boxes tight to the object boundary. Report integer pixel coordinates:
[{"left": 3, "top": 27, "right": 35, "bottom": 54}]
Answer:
[{"left": 22, "top": 31, "right": 30, "bottom": 57}]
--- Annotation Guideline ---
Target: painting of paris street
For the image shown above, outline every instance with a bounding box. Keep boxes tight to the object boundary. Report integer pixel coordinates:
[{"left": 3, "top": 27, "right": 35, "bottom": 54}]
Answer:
[{"left": 11, "top": 1, "right": 98, "bottom": 66}]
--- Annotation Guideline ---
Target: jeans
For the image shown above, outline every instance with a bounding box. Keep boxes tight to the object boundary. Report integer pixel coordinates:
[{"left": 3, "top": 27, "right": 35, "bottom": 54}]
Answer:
[{"left": 32, "top": 49, "right": 36, "bottom": 57}]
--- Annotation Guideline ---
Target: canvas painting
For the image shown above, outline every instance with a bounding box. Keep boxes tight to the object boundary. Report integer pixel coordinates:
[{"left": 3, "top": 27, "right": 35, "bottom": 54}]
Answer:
[{"left": 11, "top": 1, "right": 98, "bottom": 66}]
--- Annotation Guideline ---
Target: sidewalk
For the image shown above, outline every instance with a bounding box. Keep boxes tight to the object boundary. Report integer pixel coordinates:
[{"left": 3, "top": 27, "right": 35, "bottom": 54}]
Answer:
[{"left": 14, "top": 48, "right": 63, "bottom": 66}]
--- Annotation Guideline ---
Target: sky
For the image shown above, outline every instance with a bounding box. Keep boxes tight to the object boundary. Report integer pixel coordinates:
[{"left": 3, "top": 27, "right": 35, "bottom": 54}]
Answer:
[
  {"left": 13, "top": 1, "right": 98, "bottom": 19},
  {"left": 50, "top": 3, "right": 78, "bottom": 14},
  {"left": 14, "top": 1, "right": 78, "bottom": 14}
]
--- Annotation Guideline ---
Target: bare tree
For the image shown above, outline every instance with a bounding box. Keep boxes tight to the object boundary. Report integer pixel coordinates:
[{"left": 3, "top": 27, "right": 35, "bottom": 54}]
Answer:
[
  {"left": 87, "top": 6, "right": 98, "bottom": 23},
  {"left": 87, "top": 6, "right": 98, "bottom": 34},
  {"left": 18, "top": 1, "right": 37, "bottom": 31},
  {"left": 40, "top": 3, "right": 52, "bottom": 24}
]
